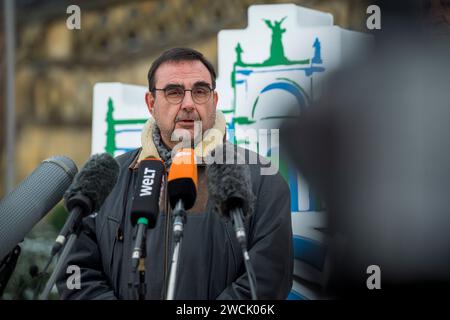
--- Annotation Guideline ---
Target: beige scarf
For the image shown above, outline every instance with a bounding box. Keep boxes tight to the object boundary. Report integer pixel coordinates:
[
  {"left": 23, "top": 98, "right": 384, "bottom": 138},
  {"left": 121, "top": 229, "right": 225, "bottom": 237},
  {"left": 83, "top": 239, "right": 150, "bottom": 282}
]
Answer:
[{"left": 137, "top": 110, "right": 227, "bottom": 163}]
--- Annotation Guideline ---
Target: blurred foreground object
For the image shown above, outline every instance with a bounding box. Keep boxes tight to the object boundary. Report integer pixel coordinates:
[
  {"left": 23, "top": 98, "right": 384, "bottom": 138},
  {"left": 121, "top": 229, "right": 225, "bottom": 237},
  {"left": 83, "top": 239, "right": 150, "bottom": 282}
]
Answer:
[
  {"left": 0, "top": 156, "right": 77, "bottom": 261},
  {"left": 0, "top": 156, "right": 77, "bottom": 297},
  {"left": 282, "top": 2, "right": 450, "bottom": 298}
]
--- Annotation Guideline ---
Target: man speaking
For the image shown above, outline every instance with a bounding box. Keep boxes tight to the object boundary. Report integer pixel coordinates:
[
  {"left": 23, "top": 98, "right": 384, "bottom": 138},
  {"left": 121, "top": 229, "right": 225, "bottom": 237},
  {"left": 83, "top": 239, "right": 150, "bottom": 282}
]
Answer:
[{"left": 57, "top": 48, "right": 293, "bottom": 299}]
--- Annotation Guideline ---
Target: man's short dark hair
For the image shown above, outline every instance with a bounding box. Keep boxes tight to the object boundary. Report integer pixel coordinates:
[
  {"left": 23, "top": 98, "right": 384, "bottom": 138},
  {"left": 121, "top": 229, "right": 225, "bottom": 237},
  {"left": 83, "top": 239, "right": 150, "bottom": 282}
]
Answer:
[{"left": 147, "top": 47, "right": 217, "bottom": 92}]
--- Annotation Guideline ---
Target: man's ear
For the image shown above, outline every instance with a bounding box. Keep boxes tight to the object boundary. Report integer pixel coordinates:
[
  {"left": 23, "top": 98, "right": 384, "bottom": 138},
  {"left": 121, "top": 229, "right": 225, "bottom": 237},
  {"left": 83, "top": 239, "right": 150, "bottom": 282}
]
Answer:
[
  {"left": 145, "top": 91, "right": 155, "bottom": 115},
  {"left": 213, "top": 91, "right": 218, "bottom": 109}
]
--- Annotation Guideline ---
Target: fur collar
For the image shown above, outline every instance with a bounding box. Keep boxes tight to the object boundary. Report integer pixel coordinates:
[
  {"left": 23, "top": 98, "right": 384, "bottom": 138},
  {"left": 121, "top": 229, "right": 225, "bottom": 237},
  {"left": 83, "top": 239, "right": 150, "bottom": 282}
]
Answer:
[{"left": 137, "top": 110, "right": 227, "bottom": 163}]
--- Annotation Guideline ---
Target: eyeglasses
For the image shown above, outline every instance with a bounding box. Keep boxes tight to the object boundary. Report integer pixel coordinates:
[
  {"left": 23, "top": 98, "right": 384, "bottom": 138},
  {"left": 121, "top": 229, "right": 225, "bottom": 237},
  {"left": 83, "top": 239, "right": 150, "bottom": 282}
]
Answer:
[{"left": 153, "top": 84, "right": 214, "bottom": 104}]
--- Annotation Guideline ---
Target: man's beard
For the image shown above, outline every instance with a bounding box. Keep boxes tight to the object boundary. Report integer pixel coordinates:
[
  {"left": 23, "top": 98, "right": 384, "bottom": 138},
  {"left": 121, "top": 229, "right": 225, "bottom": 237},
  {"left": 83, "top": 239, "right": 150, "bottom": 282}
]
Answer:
[
  {"left": 170, "top": 120, "right": 203, "bottom": 149},
  {"left": 161, "top": 110, "right": 216, "bottom": 149}
]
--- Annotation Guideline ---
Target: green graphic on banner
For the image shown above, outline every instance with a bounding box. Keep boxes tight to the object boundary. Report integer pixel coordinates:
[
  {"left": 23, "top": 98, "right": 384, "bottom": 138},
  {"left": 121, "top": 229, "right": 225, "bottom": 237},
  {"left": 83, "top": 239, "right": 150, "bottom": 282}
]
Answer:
[
  {"left": 105, "top": 98, "right": 147, "bottom": 155},
  {"left": 228, "top": 17, "right": 324, "bottom": 127},
  {"left": 224, "top": 17, "right": 326, "bottom": 212}
]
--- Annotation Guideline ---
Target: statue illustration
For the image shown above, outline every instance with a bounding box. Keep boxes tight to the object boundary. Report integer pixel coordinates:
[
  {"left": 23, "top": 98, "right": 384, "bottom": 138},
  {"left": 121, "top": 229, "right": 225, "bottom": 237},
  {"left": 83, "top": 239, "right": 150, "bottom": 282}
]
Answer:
[{"left": 263, "top": 17, "right": 289, "bottom": 65}]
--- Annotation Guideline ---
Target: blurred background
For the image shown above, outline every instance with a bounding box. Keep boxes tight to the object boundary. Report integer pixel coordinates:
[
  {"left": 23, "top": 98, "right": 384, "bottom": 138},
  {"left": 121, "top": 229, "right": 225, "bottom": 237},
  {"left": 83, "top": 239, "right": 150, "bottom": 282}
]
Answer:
[
  {"left": 0, "top": 0, "right": 371, "bottom": 197},
  {"left": 280, "top": 0, "right": 450, "bottom": 298}
]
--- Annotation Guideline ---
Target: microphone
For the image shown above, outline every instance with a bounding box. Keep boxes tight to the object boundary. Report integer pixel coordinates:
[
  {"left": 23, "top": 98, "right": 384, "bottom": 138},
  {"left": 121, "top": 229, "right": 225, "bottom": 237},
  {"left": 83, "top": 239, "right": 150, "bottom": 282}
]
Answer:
[
  {"left": 166, "top": 148, "right": 197, "bottom": 300},
  {"left": 206, "top": 146, "right": 255, "bottom": 246},
  {"left": 50, "top": 153, "right": 119, "bottom": 258},
  {"left": 167, "top": 148, "right": 198, "bottom": 239},
  {"left": 206, "top": 144, "right": 257, "bottom": 299},
  {"left": 0, "top": 156, "right": 77, "bottom": 261},
  {"left": 130, "top": 157, "right": 165, "bottom": 270},
  {"left": 39, "top": 153, "right": 119, "bottom": 300}
]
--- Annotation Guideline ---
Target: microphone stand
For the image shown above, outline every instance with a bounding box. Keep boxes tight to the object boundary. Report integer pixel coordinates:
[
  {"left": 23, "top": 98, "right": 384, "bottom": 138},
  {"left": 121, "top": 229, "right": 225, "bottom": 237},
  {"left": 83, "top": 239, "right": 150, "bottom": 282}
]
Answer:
[
  {"left": 39, "top": 226, "right": 80, "bottom": 300},
  {"left": 166, "top": 199, "right": 186, "bottom": 300},
  {"left": 0, "top": 245, "right": 21, "bottom": 298},
  {"left": 231, "top": 207, "right": 258, "bottom": 300},
  {"left": 36, "top": 206, "right": 84, "bottom": 298},
  {"left": 132, "top": 217, "right": 148, "bottom": 300}
]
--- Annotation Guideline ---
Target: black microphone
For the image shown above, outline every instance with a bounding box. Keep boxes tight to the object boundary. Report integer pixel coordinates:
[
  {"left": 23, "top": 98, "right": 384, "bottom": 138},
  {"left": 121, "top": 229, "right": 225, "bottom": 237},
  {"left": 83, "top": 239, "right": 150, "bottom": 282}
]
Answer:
[
  {"left": 50, "top": 153, "right": 119, "bottom": 258},
  {"left": 206, "top": 145, "right": 255, "bottom": 246},
  {"left": 206, "top": 144, "right": 257, "bottom": 299},
  {"left": 0, "top": 156, "right": 77, "bottom": 261},
  {"left": 130, "top": 157, "right": 165, "bottom": 270},
  {"left": 40, "top": 153, "right": 119, "bottom": 300}
]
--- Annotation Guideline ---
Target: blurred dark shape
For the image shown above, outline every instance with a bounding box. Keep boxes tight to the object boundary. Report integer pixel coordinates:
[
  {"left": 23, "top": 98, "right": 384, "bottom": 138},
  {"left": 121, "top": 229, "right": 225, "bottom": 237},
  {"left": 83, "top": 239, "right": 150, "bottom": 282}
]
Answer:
[
  {"left": 281, "top": 0, "right": 450, "bottom": 299},
  {"left": 0, "top": 246, "right": 21, "bottom": 298},
  {"left": 426, "top": 0, "right": 450, "bottom": 38},
  {"left": 29, "top": 265, "right": 39, "bottom": 278}
]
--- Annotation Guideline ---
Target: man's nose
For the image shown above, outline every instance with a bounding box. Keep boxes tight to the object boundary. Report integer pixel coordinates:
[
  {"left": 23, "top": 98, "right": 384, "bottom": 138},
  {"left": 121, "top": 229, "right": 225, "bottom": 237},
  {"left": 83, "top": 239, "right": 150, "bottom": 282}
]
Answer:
[{"left": 180, "top": 90, "right": 195, "bottom": 111}]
